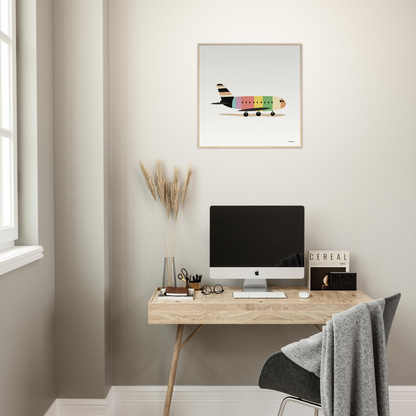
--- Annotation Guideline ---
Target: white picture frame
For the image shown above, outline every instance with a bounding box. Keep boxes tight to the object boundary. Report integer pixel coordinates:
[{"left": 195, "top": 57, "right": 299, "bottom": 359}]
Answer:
[{"left": 198, "top": 44, "right": 302, "bottom": 148}]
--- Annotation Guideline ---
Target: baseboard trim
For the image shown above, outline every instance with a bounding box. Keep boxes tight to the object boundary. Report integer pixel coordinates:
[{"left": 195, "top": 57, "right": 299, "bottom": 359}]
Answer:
[
  {"left": 54, "top": 389, "right": 114, "bottom": 416},
  {"left": 112, "top": 385, "right": 282, "bottom": 403},
  {"left": 45, "top": 385, "right": 416, "bottom": 416},
  {"left": 389, "top": 385, "right": 416, "bottom": 402}
]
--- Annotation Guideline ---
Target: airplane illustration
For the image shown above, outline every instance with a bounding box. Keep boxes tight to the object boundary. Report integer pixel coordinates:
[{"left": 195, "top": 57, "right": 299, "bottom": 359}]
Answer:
[{"left": 212, "top": 84, "right": 286, "bottom": 117}]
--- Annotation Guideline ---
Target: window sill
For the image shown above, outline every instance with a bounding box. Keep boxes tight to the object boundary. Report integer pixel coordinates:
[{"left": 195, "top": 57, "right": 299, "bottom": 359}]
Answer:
[{"left": 0, "top": 245, "right": 44, "bottom": 276}]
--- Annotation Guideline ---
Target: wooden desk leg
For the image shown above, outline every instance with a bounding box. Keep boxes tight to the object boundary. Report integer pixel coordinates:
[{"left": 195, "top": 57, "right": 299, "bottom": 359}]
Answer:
[{"left": 163, "top": 324, "right": 184, "bottom": 416}]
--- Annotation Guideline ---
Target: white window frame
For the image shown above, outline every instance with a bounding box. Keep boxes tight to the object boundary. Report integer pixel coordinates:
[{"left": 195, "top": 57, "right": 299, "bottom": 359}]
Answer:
[
  {"left": 0, "top": 0, "right": 43, "bottom": 274},
  {"left": 0, "top": 0, "right": 17, "bottom": 247}
]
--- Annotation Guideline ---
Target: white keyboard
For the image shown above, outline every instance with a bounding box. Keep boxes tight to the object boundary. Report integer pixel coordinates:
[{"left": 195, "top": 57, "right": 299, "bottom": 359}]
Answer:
[{"left": 233, "top": 291, "right": 286, "bottom": 299}]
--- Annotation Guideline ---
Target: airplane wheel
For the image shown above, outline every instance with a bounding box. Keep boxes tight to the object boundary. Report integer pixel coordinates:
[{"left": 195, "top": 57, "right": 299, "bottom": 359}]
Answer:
[
  {"left": 256, "top": 112, "right": 261, "bottom": 117},
  {"left": 271, "top": 112, "right": 275, "bottom": 116},
  {"left": 244, "top": 112, "right": 249, "bottom": 117}
]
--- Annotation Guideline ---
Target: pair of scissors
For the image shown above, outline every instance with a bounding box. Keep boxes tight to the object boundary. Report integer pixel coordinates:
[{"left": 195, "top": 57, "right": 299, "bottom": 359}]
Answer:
[{"left": 177, "top": 268, "right": 190, "bottom": 283}]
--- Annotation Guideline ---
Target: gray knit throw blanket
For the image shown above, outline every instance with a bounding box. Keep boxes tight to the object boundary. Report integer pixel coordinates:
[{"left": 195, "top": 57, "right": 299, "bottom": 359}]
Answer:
[{"left": 282, "top": 299, "right": 390, "bottom": 416}]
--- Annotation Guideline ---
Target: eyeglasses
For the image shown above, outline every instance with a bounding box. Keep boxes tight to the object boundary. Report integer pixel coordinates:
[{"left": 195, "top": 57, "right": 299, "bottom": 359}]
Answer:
[{"left": 201, "top": 284, "right": 224, "bottom": 295}]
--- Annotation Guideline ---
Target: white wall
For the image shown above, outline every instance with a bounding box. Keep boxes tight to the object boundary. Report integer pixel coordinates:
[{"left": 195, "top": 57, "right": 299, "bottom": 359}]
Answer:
[
  {"left": 0, "top": 1, "right": 56, "bottom": 415},
  {"left": 110, "top": 0, "right": 416, "bottom": 386}
]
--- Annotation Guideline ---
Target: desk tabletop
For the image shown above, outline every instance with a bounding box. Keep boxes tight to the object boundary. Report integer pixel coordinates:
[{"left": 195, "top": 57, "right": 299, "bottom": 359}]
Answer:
[{"left": 148, "top": 287, "right": 372, "bottom": 325}]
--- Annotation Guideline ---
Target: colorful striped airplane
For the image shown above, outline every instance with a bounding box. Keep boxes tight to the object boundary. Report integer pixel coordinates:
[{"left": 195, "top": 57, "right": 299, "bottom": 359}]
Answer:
[{"left": 212, "top": 84, "right": 286, "bottom": 117}]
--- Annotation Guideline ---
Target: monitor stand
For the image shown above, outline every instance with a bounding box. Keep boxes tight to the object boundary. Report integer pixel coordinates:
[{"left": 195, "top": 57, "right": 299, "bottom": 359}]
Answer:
[{"left": 242, "top": 279, "right": 270, "bottom": 292}]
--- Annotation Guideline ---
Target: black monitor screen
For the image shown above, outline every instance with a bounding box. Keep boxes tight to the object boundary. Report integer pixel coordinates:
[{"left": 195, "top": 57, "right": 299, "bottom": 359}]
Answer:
[{"left": 210, "top": 206, "right": 304, "bottom": 267}]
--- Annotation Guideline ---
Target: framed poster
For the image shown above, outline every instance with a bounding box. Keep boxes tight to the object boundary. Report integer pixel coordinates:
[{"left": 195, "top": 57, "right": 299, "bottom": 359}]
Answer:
[{"left": 198, "top": 44, "right": 302, "bottom": 148}]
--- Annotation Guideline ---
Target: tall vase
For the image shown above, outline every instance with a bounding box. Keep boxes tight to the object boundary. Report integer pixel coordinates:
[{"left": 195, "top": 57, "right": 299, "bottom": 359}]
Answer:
[{"left": 162, "top": 257, "right": 176, "bottom": 288}]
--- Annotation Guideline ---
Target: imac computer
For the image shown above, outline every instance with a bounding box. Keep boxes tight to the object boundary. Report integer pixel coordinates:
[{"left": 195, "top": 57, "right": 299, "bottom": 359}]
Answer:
[{"left": 209, "top": 205, "right": 305, "bottom": 292}]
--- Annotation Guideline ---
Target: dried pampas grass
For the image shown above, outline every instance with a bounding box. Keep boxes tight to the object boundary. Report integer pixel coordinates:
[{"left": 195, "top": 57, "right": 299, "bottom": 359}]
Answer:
[
  {"left": 164, "top": 180, "right": 170, "bottom": 219},
  {"left": 139, "top": 159, "right": 194, "bottom": 285},
  {"left": 171, "top": 167, "right": 180, "bottom": 220},
  {"left": 182, "top": 164, "right": 193, "bottom": 205},
  {"left": 140, "top": 159, "right": 193, "bottom": 221},
  {"left": 156, "top": 159, "right": 165, "bottom": 203},
  {"left": 139, "top": 160, "right": 157, "bottom": 201}
]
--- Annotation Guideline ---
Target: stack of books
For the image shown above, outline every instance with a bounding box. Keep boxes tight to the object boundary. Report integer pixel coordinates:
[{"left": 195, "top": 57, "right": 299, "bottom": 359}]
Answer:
[
  {"left": 157, "top": 286, "right": 195, "bottom": 301},
  {"left": 308, "top": 250, "right": 350, "bottom": 290}
]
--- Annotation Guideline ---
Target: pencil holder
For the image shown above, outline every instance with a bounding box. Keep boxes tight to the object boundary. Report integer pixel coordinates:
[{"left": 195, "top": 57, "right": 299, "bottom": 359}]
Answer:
[{"left": 187, "top": 282, "right": 201, "bottom": 290}]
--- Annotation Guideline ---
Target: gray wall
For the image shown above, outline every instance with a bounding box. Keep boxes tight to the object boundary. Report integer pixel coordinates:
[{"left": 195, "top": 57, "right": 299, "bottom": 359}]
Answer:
[
  {"left": 0, "top": 1, "right": 56, "bottom": 415},
  {"left": 110, "top": 0, "right": 416, "bottom": 386},
  {"left": 54, "top": 0, "right": 111, "bottom": 399}
]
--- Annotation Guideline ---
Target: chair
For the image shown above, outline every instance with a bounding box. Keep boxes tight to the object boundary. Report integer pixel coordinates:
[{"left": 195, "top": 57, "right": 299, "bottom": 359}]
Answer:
[{"left": 258, "top": 293, "right": 401, "bottom": 416}]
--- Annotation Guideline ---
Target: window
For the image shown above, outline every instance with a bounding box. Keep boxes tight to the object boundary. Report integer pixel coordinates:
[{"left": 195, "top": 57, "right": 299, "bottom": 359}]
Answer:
[
  {"left": 0, "top": 0, "right": 43, "bottom": 274},
  {"left": 0, "top": 0, "right": 17, "bottom": 247}
]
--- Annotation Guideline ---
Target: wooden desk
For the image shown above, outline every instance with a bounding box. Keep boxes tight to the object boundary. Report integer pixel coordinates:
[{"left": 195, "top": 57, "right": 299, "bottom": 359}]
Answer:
[{"left": 148, "top": 286, "right": 372, "bottom": 416}]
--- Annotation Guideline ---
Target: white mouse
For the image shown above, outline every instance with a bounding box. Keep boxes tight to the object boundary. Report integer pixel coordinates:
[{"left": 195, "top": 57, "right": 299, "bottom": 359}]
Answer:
[{"left": 299, "top": 291, "right": 311, "bottom": 299}]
